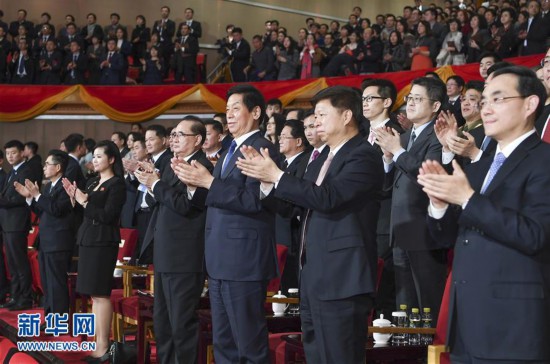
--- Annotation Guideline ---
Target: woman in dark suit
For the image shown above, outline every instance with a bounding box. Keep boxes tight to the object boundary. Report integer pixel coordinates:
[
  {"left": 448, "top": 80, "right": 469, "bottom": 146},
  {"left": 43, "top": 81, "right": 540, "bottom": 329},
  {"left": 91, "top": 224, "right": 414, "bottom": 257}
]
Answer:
[{"left": 62, "top": 140, "right": 126, "bottom": 362}]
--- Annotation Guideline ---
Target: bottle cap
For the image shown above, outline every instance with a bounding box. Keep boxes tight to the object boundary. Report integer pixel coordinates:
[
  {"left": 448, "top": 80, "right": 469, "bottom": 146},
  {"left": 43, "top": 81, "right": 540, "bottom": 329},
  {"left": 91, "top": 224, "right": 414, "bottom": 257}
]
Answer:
[
  {"left": 412, "top": 308, "right": 419, "bottom": 313},
  {"left": 288, "top": 288, "right": 299, "bottom": 294},
  {"left": 399, "top": 304, "right": 407, "bottom": 310},
  {"left": 423, "top": 307, "right": 431, "bottom": 312},
  {"left": 392, "top": 311, "right": 407, "bottom": 317}
]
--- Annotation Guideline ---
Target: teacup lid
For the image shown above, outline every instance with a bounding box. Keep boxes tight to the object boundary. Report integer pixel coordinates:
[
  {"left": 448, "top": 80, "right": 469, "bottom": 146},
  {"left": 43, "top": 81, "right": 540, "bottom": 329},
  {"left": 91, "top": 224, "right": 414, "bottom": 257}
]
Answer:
[
  {"left": 273, "top": 290, "right": 287, "bottom": 298},
  {"left": 288, "top": 288, "right": 299, "bottom": 293},
  {"left": 373, "top": 314, "right": 392, "bottom": 327}
]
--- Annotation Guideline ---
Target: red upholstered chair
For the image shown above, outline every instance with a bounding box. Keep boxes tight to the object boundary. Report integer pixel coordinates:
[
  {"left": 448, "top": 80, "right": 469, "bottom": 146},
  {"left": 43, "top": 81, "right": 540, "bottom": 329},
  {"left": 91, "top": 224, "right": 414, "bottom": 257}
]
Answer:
[
  {"left": 266, "top": 244, "right": 288, "bottom": 295},
  {"left": 0, "top": 338, "right": 17, "bottom": 362},
  {"left": 427, "top": 272, "right": 452, "bottom": 364},
  {"left": 196, "top": 53, "right": 207, "bottom": 83},
  {"left": 118, "top": 228, "right": 138, "bottom": 261},
  {"left": 27, "top": 249, "right": 43, "bottom": 296},
  {"left": 8, "top": 352, "right": 40, "bottom": 363}
]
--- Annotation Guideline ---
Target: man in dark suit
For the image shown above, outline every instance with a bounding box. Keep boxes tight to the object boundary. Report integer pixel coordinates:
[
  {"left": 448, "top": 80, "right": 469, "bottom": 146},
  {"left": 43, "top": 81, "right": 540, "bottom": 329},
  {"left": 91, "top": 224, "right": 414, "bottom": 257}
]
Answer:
[
  {"left": 444, "top": 75, "right": 465, "bottom": 127},
  {"left": 56, "top": 23, "right": 81, "bottom": 58},
  {"left": 33, "top": 12, "right": 56, "bottom": 39},
  {"left": 15, "top": 150, "right": 74, "bottom": 316},
  {"left": 519, "top": 0, "right": 550, "bottom": 56},
  {"left": 37, "top": 40, "right": 63, "bottom": 85},
  {"left": 225, "top": 27, "right": 251, "bottom": 83},
  {"left": 32, "top": 23, "right": 55, "bottom": 59},
  {"left": 236, "top": 86, "right": 384, "bottom": 364},
  {"left": 80, "top": 13, "right": 103, "bottom": 49},
  {"left": 131, "top": 125, "right": 172, "bottom": 263},
  {"left": 275, "top": 119, "right": 310, "bottom": 291},
  {"left": 0, "top": 140, "right": 38, "bottom": 310},
  {"left": 103, "top": 13, "right": 127, "bottom": 41},
  {"left": 9, "top": 38, "right": 34, "bottom": 84},
  {"left": 100, "top": 39, "right": 124, "bottom": 85},
  {"left": 173, "top": 24, "right": 198, "bottom": 84},
  {"left": 23, "top": 142, "right": 43, "bottom": 188},
  {"left": 374, "top": 77, "right": 448, "bottom": 323},
  {"left": 202, "top": 119, "right": 225, "bottom": 161},
  {"left": 174, "top": 85, "right": 279, "bottom": 363},
  {"left": 152, "top": 6, "right": 176, "bottom": 78},
  {"left": 63, "top": 40, "right": 87, "bottom": 85},
  {"left": 182, "top": 8, "right": 202, "bottom": 39},
  {"left": 362, "top": 79, "right": 405, "bottom": 318},
  {"left": 64, "top": 133, "right": 87, "bottom": 190},
  {"left": 8, "top": 9, "right": 33, "bottom": 39},
  {"left": 137, "top": 118, "right": 212, "bottom": 364},
  {"left": 213, "top": 113, "right": 234, "bottom": 152},
  {"left": 419, "top": 66, "right": 550, "bottom": 363}
]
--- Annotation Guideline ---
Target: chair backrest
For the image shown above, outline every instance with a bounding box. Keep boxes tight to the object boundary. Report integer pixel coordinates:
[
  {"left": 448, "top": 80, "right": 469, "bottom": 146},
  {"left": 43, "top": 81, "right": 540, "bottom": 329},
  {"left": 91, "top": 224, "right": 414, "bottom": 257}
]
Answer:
[
  {"left": 433, "top": 272, "right": 452, "bottom": 345},
  {"left": 196, "top": 53, "right": 207, "bottom": 83},
  {"left": 0, "top": 338, "right": 17, "bottom": 363},
  {"left": 118, "top": 228, "right": 139, "bottom": 261},
  {"left": 27, "top": 226, "right": 39, "bottom": 247},
  {"left": 28, "top": 249, "right": 43, "bottom": 295},
  {"left": 266, "top": 244, "right": 288, "bottom": 294},
  {"left": 8, "top": 352, "right": 40, "bottom": 363}
]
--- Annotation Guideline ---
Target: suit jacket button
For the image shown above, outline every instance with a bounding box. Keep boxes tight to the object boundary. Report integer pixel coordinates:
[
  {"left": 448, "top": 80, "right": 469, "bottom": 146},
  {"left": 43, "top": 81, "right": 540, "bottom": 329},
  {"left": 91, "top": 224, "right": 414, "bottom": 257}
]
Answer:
[
  {"left": 460, "top": 280, "right": 467, "bottom": 284},
  {"left": 464, "top": 239, "right": 469, "bottom": 245}
]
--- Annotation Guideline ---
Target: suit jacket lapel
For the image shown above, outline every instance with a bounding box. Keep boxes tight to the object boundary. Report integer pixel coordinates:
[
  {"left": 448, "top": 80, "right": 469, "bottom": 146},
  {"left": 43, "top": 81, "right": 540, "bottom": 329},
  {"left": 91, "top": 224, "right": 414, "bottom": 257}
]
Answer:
[
  {"left": 222, "top": 131, "right": 260, "bottom": 178},
  {"left": 408, "top": 121, "right": 434, "bottom": 154},
  {"left": 324, "top": 135, "right": 362, "bottom": 180},
  {"left": 482, "top": 134, "right": 539, "bottom": 195}
]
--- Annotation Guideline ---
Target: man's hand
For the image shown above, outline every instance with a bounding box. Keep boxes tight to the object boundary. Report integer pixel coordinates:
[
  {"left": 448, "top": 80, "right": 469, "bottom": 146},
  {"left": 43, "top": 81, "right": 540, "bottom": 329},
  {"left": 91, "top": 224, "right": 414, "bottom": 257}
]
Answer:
[
  {"left": 14, "top": 181, "right": 31, "bottom": 198},
  {"left": 123, "top": 158, "right": 139, "bottom": 173},
  {"left": 137, "top": 160, "right": 155, "bottom": 173},
  {"left": 134, "top": 169, "right": 159, "bottom": 190},
  {"left": 397, "top": 113, "right": 413, "bottom": 130},
  {"left": 435, "top": 110, "right": 458, "bottom": 151},
  {"left": 447, "top": 132, "right": 480, "bottom": 160},
  {"left": 24, "top": 179, "right": 40, "bottom": 198},
  {"left": 418, "top": 160, "right": 475, "bottom": 206},
  {"left": 235, "top": 146, "right": 281, "bottom": 183},
  {"left": 173, "top": 159, "right": 214, "bottom": 189},
  {"left": 374, "top": 127, "right": 402, "bottom": 155}
]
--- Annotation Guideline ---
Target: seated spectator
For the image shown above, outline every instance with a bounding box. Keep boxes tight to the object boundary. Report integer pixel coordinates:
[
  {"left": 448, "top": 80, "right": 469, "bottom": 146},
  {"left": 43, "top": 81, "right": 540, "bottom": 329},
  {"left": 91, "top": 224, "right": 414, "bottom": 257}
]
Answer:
[
  {"left": 436, "top": 18, "right": 465, "bottom": 66},
  {"left": 478, "top": 51, "right": 501, "bottom": 79},
  {"left": 319, "top": 33, "right": 338, "bottom": 73},
  {"left": 57, "top": 22, "right": 82, "bottom": 57},
  {"left": 104, "top": 12, "right": 127, "bottom": 41},
  {"left": 383, "top": 31, "right": 407, "bottom": 72},
  {"left": 300, "top": 33, "right": 324, "bottom": 79},
  {"left": 334, "top": 26, "right": 351, "bottom": 48},
  {"left": 266, "top": 112, "right": 286, "bottom": 146},
  {"left": 277, "top": 36, "right": 299, "bottom": 80},
  {"left": 8, "top": 9, "right": 33, "bottom": 39},
  {"left": 410, "top": 20, "right": 437, "bottom": 70},
  {"left": 32, "top": 23, "right": 55, "bottom": 59},
  {"left": 63, "top": 40, "right": 88, "bottom": 85},
  {"left": 37, "top": 39, "right": 62, "bottom": 84},
  {"left": 58, "top": 15, "right": 78, "bottom": 38},
  {"left": 465, "top": 14, "right": 490, "bottom": 63},
  {"left": 360, "top": 27, "right": 383, "bottom": 74},
  {"left": 11, "top": 24, "right": 30, "bottom": 55},
  {"left": 33, "top": 12, "right": 56, "bottom": 39},
  {"left": 247, "top": 34, "right": 276, "bottom": 81},
  {"left": 141, "top": 46, "right": 163, "bottom": 85},
  {"left": 492, "top": 8, "right": 519, "bottom": 59},
  {"left": 99, "top": 38, "right": 123, "bottom": 85},
  {"left": 131, "top": 15, "right": 150, "bottom": 66},
  {"left": 266, "top": 98, "right": 283, "bottom": 118},
  {"left": 323, "top": 30, "right": 365, "bottom": 76}
]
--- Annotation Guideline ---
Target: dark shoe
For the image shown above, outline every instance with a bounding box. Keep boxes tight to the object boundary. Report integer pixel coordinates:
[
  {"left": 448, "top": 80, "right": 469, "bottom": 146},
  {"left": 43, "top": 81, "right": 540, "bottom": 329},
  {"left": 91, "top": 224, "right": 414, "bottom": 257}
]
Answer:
[
  {"left": 0, "top": 298, "right": 16, "bottom": 309},
  {"left": 82, "top": 350, "right": 110, "bottom": 363},
  {"left": 8, "top": 301, "right": 33, "bottom": 311}
]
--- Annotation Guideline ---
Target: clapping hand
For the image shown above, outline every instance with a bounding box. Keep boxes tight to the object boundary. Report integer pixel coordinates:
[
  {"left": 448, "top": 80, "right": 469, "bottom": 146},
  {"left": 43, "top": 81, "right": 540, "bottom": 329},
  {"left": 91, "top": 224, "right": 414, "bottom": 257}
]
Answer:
[
  {"left": 417, "top": 160, "right": 474, "bottom": 206},
  {"left": 172, "top": 158, "right": 214, "bottom": 189},
  {"left": 235, "top": 146, "right": 281, "bottom": 184},
  {"left": 434, "top": 110, "right": 458, "bottom": 151}
]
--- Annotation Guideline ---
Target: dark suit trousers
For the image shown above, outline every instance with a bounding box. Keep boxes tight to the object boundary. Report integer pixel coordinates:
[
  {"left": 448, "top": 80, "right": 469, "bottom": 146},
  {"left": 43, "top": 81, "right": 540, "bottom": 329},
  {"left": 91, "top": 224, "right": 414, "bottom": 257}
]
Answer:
[
  {"left": 133, "top": 210, "right": 152, "bottom": 264},
  {"left": 300, "top": 263, "right": 373, "bottom": 364},
  {"left": 0, "top": 233, "right": 9, "bottom": 294},
  {"left": 393, "top": 246, "right": 447, "bottom": 323},
  {"left": 3, "top": 231, "right": 32, "bottom": 302},
  {"left": 154, "top": 271, "right": 203, "bottom": 364},
  {"left": 39, "top": 249, "right": 72, "bottom": 315},
  {"left": 208, "top": 278, "right": 269, "bottom": 364}
]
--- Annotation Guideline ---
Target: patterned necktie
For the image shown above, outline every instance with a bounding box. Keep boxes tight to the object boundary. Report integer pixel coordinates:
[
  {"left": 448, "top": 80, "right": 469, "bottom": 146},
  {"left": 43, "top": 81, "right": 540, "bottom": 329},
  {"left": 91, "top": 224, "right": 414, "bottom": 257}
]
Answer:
[
  {"left": 481, "top": 152, "right": 506, "bottom": 194},
  {"left": 311, "top": 150, "right": 320, "bottom": 161},
  {"left": 368, "top": 128, "right": 376, "bottom": 145},
  {"left": 282, "top": 159, "right": 288, "bottom": 170},
  {"left": 315, "top": 152, "right": 334, "bottom": 186},
  {"left": 7, "top": 169, "right": 15, "bottom": 183},
  {"left": 542, "top": 114, "right": 550, "bottom": 143},
  {"left": 221, "top": 140, "right": 237, "bottom": 175},
  {"left": 18, "top": 56, "right": 25, "bottom": 75},
  {"left": 407, "top": 129, "right": 417, "bottom": 151}
]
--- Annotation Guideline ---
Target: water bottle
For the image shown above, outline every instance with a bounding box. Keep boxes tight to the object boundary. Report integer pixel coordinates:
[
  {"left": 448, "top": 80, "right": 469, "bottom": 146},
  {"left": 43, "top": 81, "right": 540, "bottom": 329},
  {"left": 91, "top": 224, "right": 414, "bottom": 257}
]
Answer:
[
  {"left": 399, "top": 304, "right": 409, "bottom": 344},
  {"left": 287, "top": 288, "right": 300, "bottom": 316},
  {"left": 391, "top": 311, "right": 407, "bottom": 345},
  {"left": 409, "top": 308, "right": 421, "bottom": 345},
  {"left": 421, "top": 307, "right": 433, "bottom": 345}
]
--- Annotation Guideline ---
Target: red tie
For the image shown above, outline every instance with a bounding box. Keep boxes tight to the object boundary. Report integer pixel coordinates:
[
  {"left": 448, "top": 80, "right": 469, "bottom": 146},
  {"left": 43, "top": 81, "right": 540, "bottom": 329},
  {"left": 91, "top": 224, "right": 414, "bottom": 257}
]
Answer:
[{"left": 542, "top": 115, "right": 550, "bottom": 143}]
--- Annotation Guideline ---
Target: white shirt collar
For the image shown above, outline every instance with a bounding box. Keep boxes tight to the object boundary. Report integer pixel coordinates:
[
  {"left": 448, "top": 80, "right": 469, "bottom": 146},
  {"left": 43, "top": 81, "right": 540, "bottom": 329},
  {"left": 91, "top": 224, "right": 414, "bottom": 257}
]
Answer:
[
  {"left": 69, "top": 153, "right": 79, "bottom": 162},
  {"left": 495, "top": 129, "right": 536, "bottom": 158},
  {"left": 371, "top": 117, "right": 390, "bottom": 129},
  {"left": 412, "top": 120, "right": 432, "bottom": 137},
  {"left": 50, "top": 177, "right": 61, "bottom": 187},
  {"left": 13, "top": 161, "right": 25, "bottom": 171},
  {"left": 183, "top": 150, "right": 199, "bottom": 162},
  {"left": 152, "top": 148, "right": 167, "bottom": 163},
  {"left": 284, "top": 151, "right": 304, "bottom": 167},
  {"left": 233, "top": 130, "right": 260, "bottom": 149}
]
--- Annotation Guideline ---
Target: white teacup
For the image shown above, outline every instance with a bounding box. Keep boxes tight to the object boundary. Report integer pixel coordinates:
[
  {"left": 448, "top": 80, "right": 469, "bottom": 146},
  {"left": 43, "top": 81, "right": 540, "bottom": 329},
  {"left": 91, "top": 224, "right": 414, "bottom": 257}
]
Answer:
[
  {"left": 372, "top": 314, "right": 393, "bottom": 344},
  {"left": 272, "top": 290, "right": 289, "bottom": 316}
]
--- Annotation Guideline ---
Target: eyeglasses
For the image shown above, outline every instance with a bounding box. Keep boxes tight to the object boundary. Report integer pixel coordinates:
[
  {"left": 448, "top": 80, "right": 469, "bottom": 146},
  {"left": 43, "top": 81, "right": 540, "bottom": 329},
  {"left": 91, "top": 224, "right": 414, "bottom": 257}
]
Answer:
[
  {"left": 404, "top": 95, "right": 437, "bottom": 104},
  {"left": 479, "top": 96, "right": 526, "bottom": 109},
  {"left": 540, "top": 57, "right": 550, "bottom": 68},
  {"left": 362, "top": 95, "right": 386, "bottom": 103},
  {"left": 170, "top": 132, "right": 197, "bottom": 138},
  {"left": 279, "top": 135, "right": 297, "bottom": 140},
  {"left": 43, "top": 162, "right": 59, "bottom": 167}
]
